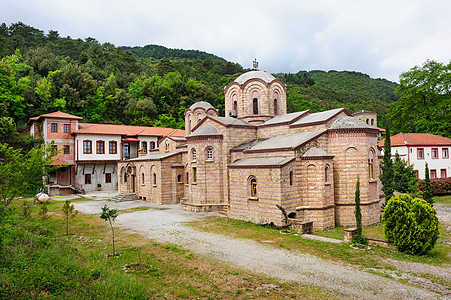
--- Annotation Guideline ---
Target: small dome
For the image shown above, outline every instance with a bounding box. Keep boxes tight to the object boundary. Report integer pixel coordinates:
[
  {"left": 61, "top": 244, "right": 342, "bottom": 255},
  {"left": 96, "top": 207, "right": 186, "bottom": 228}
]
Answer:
[
  {"left": 330, "top": 116, "right": 370, "bottom": 129},
  {"left": 189, "top": 125, "right": 222, "bottom": 137},
  {"left": 234, "top": 71, "right": 276, "bottom": 85},
  {"left": 189, "top": 101, "right": 215, "bottom": 111}
]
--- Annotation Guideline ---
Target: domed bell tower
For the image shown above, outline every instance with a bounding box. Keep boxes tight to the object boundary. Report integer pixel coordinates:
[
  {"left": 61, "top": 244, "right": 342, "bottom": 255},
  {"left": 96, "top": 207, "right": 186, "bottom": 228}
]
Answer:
[{"left": 224, "top": 70, "right": 287, "bottom": 125}]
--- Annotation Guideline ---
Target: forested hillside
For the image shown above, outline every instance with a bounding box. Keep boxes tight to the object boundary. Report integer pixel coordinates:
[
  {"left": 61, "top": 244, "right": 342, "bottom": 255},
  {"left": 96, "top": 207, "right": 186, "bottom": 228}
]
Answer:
[{"left": 0, "top": 22, "right": 399, "bottom": 148}]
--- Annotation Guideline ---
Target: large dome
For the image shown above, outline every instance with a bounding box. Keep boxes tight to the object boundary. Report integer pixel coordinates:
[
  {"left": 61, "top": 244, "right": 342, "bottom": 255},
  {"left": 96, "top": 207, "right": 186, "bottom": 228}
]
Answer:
[{"left": 234, "top": 71, "right": 276, "bottom": 85}]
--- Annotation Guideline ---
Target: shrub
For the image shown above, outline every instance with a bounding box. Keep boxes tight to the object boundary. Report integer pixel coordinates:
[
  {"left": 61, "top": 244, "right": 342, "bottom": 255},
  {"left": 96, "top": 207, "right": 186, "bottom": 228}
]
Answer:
[
  {"left": 419, "top": 177, "right": 451, "bottom": 195},
  {"left": 382, "top": 194, "right": 439, "bottom": 255}
]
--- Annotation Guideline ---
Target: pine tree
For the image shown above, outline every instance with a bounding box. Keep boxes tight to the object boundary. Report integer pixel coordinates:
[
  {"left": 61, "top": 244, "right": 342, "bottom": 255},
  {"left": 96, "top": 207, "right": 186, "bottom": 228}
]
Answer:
[
  {"left": 380, "top": 123, "right": 394, "bottom": 207},
  {"left": 423, "top": 163, "right": 434, "bottom": 206}
]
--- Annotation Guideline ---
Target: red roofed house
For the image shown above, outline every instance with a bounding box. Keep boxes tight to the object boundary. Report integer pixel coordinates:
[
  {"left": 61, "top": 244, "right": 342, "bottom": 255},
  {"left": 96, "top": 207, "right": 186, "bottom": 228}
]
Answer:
[
  {"left": 28, "top": 111, "right": 184, "bottom": 194},
  {"left": 379, "top": 133, "right": 451, "bottom": 179}
]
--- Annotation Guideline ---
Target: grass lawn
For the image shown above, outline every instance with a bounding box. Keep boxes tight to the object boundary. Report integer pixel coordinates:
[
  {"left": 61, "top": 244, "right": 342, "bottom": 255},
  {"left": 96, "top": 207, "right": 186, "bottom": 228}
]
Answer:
[
  {"left": 0, "top": 198, "right": 335, "bottom": 299},
  {"left": 435, "top": 194, "right": 451, "bottom": 205}
]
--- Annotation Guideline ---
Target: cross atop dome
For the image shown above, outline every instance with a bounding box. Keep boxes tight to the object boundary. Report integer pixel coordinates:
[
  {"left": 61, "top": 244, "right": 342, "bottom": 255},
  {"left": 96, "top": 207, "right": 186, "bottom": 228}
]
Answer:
[{"left": 253, "top": 58, "right": 258, "bottom": 70}]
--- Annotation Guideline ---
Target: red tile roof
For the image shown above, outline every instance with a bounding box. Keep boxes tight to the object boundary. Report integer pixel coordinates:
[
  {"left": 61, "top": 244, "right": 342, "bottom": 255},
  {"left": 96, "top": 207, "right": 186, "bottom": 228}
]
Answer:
[
  {"left": 75, "top": 123, "right": 185, "bottom": 138},
  {"left": 48, "top": 158, "right": 75, "bottom": 166},
  {"left": 28, "top": 111, "right": 83, "bottom": 123},
  {"left": 380, "top": 133, "right": 451, "bottom": 147}
]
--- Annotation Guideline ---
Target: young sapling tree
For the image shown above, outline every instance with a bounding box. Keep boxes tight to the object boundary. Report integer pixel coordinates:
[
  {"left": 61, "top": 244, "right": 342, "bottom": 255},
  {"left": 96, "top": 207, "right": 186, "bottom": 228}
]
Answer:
[
  {"left": 62, "top": 200, "right": 78, "bottom": 235},
  {"left": 100, "top": 204, "right": 119, "bottom": 255}
]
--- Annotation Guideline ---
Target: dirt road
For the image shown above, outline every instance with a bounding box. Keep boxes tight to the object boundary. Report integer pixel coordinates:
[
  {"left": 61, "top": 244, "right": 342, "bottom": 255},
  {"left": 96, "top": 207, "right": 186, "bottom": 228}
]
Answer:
[{"left": 74, "top": 200, "right": 449, "bottom": 299}]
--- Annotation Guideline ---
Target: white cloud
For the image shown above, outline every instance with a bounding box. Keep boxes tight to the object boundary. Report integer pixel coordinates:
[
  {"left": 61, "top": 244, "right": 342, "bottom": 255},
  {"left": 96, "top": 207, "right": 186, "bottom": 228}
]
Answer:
[{"left": 2, "top": 0, "right": 451, "bottom": 82}]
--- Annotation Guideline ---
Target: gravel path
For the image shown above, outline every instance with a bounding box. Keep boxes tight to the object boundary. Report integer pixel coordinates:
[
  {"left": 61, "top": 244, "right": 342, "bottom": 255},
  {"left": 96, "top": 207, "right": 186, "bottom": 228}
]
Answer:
[{"left": 74, "top": 200, "right": 449, "bottom": 299}]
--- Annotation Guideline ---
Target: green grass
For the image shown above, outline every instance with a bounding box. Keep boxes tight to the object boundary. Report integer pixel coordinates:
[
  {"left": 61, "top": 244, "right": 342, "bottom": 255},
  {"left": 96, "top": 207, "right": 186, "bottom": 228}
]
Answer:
[
  {"left": 0, "top": 199, "right": 336, "bottom": 299},
  {"left": 435, "top": 194, "right": 451, "bottom": 205}
]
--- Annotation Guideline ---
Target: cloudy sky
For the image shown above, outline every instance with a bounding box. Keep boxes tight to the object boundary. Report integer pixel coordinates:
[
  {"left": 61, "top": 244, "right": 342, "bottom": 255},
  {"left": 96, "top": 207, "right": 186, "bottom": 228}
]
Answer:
[{"left": 2, "top": 0, "right": 451, "bottom": 82}]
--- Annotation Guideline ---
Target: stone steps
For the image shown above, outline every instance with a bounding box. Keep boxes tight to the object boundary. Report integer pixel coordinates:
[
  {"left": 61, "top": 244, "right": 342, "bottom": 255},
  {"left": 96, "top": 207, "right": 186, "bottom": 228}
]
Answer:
[{"left": 110, "top": 193, "right": 139, "bottom": 202}]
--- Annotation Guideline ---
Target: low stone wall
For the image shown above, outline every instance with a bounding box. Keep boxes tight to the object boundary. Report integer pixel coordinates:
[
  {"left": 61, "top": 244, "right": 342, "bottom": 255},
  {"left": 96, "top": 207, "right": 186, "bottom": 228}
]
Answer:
[
  {"left": 181, "top": 200, "right": 226, "bottom": 212},
  {"left": 344, "top": 227, "right": 395, "bottom": 249}
]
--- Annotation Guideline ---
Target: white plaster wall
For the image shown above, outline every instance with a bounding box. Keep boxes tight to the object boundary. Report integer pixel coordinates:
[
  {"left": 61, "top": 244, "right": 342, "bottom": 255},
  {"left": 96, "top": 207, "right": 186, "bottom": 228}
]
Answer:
[
  {"left": 75, "top": 134, "right": 121, "bottom": 161},
  {"left": 394, "top": 145, "right": 451, "bottom": 179}
]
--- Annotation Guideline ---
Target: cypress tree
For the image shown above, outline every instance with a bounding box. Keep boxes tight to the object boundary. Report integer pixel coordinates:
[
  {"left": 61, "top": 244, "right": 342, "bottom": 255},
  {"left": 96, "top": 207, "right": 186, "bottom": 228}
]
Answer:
[
  {"left": 423, "top": 163, "right": 434, "bottom": 206},
  {"left": 353, "top": 177, "right": 367, "bottom": 245},
  {"left": 380, "top": 123, "right": 394, "bottom": 207}
]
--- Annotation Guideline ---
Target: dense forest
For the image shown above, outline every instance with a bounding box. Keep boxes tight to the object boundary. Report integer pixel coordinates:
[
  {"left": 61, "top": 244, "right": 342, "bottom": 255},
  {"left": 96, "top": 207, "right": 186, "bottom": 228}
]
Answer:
[{"left": 1, "top": 22, "right": 402, "bottom": 148}]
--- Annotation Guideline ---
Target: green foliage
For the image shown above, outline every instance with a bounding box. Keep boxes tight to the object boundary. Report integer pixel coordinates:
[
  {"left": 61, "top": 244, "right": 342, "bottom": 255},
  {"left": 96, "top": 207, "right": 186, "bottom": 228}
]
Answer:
[
  {"left": 393, "top": 152, "right": 418, "bottom": 195},
  {"left": 423, "top": 163, "right": 434, "bottom": 206},
  {"left": 0, "top": 142, "right": 57, "bottom": 210},
  {"left": 276, "top": 205, "right": 289, "bottom": 228},
  {"left": 100, "top": 204, "right": 119, "bottom": 254},
  {"left": 0, "top": 22, "right": 403, "bottom": 150},
  {"left": 382, "top": 194, "right": 439, "bottom": 255},
  {"left": 0, "top": 209, "right": 150, "bottom": 298},
  {"left": 38, "top": 201, "right": 49, "bottom": 222},
  {"left": 389, "top": 60, "right": 451, "bottom": 138},
  {"left": 61, "top": 200, "right": 78, "bottom": 235},
  {"left": 380, "top": 123, "right": 394, "bottom": 204},
  {"left": 353, "top": 178, "right": 367, "bottom": 245}
]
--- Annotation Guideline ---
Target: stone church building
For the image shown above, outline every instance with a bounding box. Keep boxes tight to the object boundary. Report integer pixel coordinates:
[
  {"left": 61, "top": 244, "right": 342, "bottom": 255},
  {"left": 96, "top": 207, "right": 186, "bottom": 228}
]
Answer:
[{"left": 118, "top": 71, "right": 382, "bottom": 230}]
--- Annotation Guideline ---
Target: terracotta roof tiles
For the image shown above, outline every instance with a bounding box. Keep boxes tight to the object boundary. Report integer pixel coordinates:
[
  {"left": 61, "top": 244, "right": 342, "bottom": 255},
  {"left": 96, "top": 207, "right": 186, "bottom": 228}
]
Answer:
[
  {"left": 380, "top": 133, "right": 451, "bottom": 147},
  {"left": 75, "top": 123, "right": 184, "bottom": 137}
]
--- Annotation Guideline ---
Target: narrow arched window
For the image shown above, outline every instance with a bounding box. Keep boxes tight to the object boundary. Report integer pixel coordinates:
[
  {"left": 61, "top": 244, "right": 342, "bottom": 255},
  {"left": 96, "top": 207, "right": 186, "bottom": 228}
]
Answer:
[
  {"left": 368, "top": 149, "right": 375, "bottom": 179},
  {"left": 274, "top": 99, "right": 278, "bottom": 115},
  {"left": 248, "top": 176, "right": 257, "bottom": 197},
  {"left": 289, "top": 171, "right": 293, "bottom": 186},
  {"left": 233, "top": 101, "right": 237, "bottom": 112},
  {"left": 141, "top": 173, "right": 145, "bottom": 185},
  {"left": 186, "top": 171, "right": 189, "bottom": 184},
  {"left": 192, "top": 149, "right": 197, "bottom": 161},
  {"left": 325, "top": 165, "right": 330, "bottom": 182},
  {"left": 371, "top": 119, "right": 374, "bottom": 126},
  {"left": 153, "top": 172, "right": 157, "bottom": 185},
  {"left": 253, "top": 98, "right": 258, "bottom": 114},
  {"left": 177, "top": 174, "right": 182, "bottom": 183}
]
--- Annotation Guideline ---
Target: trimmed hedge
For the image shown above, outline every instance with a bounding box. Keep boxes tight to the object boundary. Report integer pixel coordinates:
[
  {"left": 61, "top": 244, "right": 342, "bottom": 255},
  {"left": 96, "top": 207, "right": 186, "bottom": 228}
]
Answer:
[
  {"left": 419, "top": 177, "right": 451, "bottom": 195},
  {"left": 382, "top": 194, "right": 439, "bottom": 255}
]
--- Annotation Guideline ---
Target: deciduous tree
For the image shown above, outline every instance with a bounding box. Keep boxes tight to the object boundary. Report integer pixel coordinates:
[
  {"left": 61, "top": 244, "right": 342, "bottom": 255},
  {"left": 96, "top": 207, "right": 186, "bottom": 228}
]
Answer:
[
  {"left": 0, "top": 142, "right": 57, "bottom": 210},
  {"left": 389, "top": 60, "right": 451, "bottom": 138}
]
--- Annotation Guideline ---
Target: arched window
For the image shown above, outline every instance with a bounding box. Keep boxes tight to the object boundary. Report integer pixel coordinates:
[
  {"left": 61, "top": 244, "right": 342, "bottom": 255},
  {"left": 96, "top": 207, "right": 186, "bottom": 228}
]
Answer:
[
  {"left": 253, "top": 98, "right": 258, "bottom": 114},
  {"left": 192, "top": 148, "right": 197, "bottom": 161},
  {"left": 141, "top": 173, "right": 145, "bottom": 185},
  {"left": 121, "top": 167, "right": 127, "bottom": 183},
  {"left": 177, "top": 174, "right": 182, "bottom": 183},
  {"left": 366, "top": 118, "right": 369, "bottom": 124},
  {"left": 197, "top": 114, "right": 202, "bottom": 124},
  {"left": 368, "top": 149, "right": 376, "bottom": 179},
  {"left": 274, "top": 99, "right": 278, "bottom": 115},
  {"left": 233, "top": 100, "right": 237, "bottom": 112},
  {"left": 165, "top": 142, "right": 169, "bottom": 151},
  {"left": 289, "top": 171, "right": 293, "bottom": 186},
  {"left": 325, "top": 165, "right": 330, "bottom": 182},
  {"left": 188, "top": 119, "right": 192, "bottom": 132},
  {"left": 206, "top": 147, "right": 213, "bottom": 160},
  {"left": 371, "top": 119, "right": 374, "bottom": 126},
  {"left": 248, "top": 176, "right": 257, "bottom": 197},
  {"left": 153, "top": 172, "right": 157, "bottom": 185},
  {"left": 186, "top": 171, "right": 189, "bottom": 184}
]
